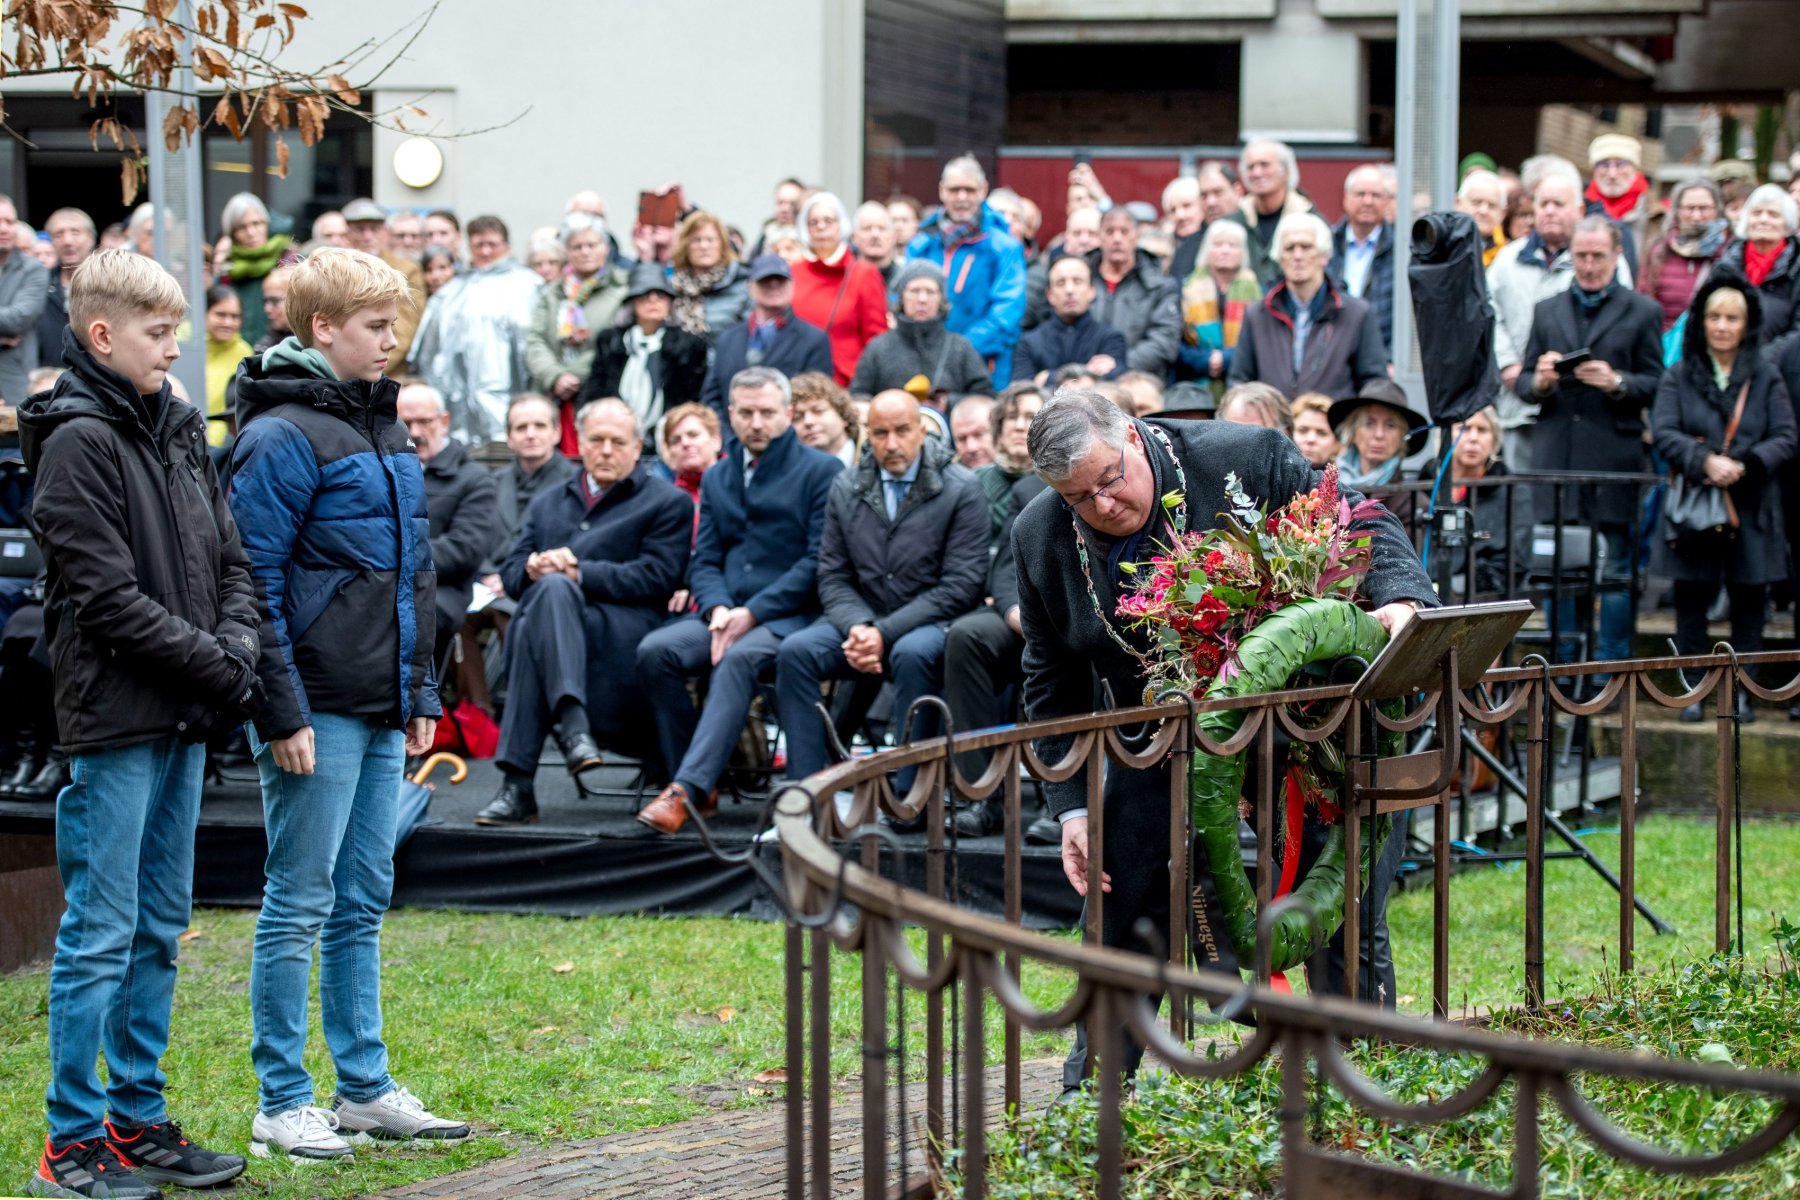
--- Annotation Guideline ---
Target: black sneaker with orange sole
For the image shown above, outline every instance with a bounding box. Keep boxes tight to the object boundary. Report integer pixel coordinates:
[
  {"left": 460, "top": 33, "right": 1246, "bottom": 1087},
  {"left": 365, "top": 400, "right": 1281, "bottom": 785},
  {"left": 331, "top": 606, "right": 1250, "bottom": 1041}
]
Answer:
[
  {"left": 105, "top": 1120, "right": 245, "bottom": 1189},
  {"left": 25, "top": 1137, "right": 160, "bottom": 1198}
]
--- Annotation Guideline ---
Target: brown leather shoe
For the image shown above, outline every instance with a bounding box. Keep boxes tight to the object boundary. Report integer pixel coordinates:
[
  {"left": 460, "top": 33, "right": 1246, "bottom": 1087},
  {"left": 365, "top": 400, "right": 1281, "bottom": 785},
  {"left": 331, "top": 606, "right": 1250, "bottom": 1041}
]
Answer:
[{"left": 637, "top": 783, "right": 718, "bottom": 834}]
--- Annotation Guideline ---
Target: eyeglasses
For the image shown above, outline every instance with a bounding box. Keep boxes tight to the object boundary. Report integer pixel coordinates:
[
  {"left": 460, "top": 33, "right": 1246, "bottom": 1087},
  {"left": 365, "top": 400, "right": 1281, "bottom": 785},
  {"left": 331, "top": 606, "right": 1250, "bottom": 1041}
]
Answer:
[{"left": 1067, "top": 444, "right": 1128, "bottom": 510}]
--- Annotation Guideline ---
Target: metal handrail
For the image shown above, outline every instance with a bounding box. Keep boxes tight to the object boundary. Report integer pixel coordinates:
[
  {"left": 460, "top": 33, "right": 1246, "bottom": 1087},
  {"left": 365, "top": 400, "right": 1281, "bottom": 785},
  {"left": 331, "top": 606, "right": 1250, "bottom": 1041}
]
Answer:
[{"left": 760, "top": 649, "right": 1800, "bottom": 1200}]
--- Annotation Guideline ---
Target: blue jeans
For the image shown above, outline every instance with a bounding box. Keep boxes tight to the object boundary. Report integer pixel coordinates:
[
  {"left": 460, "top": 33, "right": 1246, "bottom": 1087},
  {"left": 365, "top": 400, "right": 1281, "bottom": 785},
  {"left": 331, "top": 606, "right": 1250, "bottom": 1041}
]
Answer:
[
  {"left": 775, "top": 619, "right": 947, "bottom": 784},
  {"left": 249, "top": 712, "right": 403, "bottom": 1114},
  {"left": 637, "top": 615, "right": 784, "bottom": 796},
  {"left": 45, "top": 739, "right": 204, "bottom": 1144}
]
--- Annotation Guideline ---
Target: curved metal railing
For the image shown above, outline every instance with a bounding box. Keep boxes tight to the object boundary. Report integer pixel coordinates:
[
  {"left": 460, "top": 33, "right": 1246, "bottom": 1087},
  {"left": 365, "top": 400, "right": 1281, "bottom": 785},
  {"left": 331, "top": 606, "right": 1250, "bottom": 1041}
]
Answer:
[{"left": 757, "top": 648, "right": 1800, "bottom": 1200}]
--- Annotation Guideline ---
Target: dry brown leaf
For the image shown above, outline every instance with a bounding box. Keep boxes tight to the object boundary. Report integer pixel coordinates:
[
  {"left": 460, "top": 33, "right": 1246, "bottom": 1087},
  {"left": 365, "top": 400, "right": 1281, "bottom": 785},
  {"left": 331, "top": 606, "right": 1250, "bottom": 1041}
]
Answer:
[
  {"left": 745, "top": 1087, "right": 771, "bottom": 1097},
  {"left": 752, "top": 1068, "right": 788, "bottom": 1084},
  {"left": 551, "top": 961, "right": 575, "bottom": 974},
  {"left": 178, "top": 929, "right": 204, "bottom": 942},
  {"left": 530, "top": 1025, "right": 559, "bottom": 1034},
  {"left": 716, "top": 1007, "right": 735, "bottom": 1023}
]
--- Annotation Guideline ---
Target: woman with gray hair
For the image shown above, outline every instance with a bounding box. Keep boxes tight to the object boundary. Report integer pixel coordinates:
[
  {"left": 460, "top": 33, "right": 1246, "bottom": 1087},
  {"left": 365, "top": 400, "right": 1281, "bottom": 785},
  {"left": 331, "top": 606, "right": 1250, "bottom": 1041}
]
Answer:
[
  {"left": 1636, "top": 178, "right": 1730, "bottom": 332},
  {"left": 1717, "top": 183, "right": 1800, "bottom": 349},
  {"left": 790, "top": 190, "right": 889, "bottom": 384},
  {"left": 1226, "top": 211, "right": 1387, "bottom": 399},
  {"left": 1178, "top": 218, "right": 1263, "bottom": 393},
  {"left": 524, "top": 210, "right": 630, "bottom": 446},
  {"left": 218, "top": 191, "right": 299, "bottom": 345}
]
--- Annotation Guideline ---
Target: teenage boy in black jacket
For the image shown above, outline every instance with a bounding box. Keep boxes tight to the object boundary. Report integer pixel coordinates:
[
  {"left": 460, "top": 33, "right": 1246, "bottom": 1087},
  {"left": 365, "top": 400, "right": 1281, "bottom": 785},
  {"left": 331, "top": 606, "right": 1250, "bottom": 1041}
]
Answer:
[{"left": 20, "top": 249, "right": 257, "bottom": 1198}]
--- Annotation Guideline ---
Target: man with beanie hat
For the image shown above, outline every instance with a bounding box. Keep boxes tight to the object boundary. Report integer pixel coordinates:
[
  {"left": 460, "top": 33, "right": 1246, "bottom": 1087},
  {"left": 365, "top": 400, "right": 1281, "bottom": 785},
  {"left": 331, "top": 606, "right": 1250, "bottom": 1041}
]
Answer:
[
  {"left": 1586, "top": 133, "right": 1650, "bottom": 276},
  {"left": 849, "top": 259, "right": 993, "bottom": 402}
]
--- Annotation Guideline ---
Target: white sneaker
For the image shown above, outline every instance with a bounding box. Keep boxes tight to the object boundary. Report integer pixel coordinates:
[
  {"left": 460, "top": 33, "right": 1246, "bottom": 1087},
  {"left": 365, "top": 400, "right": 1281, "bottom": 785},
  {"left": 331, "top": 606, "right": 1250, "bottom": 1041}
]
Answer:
[
  {"left": 250, "top": 1105, "right": 355, "bottom": 1163},
  {"left": 332, "top": 1086, "right": 470, "bottom": 1143}
]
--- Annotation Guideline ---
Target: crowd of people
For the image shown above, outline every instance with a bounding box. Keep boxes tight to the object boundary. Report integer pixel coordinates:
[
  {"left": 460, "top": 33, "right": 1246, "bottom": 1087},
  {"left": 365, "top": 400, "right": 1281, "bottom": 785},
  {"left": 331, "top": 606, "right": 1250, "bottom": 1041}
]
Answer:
[{"left": 9, "top": 132, "right": 1800, "bottom": 1194}]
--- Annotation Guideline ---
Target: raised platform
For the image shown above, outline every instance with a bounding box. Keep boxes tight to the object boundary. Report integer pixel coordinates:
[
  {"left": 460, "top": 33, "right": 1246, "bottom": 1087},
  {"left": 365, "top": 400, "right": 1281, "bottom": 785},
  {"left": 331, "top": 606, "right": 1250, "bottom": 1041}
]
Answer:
[{"left": 0, "top": 756, "right": 1084, "bottom": 930}]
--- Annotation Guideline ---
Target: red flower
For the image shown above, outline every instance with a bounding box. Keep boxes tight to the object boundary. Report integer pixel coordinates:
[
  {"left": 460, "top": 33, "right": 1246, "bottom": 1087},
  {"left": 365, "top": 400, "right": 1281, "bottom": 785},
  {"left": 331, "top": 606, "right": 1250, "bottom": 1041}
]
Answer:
[
  {"left": 1203, "top": 550, "right": 1227, "bottom": 575},
  {"left": 1191, "top": 640, "right": 1222, "bottom": 676},
  {"left": 1194, "top": 593, "right": 1230, "bottom": 634},
  {"left": 1317, "top": 463, "right": 1340, "bottom": 514}
]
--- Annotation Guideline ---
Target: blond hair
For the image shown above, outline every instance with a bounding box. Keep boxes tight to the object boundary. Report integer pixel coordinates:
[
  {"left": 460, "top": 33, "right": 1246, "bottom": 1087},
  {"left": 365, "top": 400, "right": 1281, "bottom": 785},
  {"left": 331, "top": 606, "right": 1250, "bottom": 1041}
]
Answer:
[
  {"left": 286, "top": 246, "right": 412, "bottom": 347},
  {"left": 1291, "top": 392, "right": 1333, "bottom": 421},
  {"left": 67, "top": 250, "right": 187, "bottom": 349}
]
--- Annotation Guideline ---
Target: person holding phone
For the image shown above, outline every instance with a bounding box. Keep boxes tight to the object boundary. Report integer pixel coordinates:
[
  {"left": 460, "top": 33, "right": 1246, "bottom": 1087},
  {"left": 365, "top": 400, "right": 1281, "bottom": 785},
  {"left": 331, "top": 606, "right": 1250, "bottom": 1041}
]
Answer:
[{"left": 1517, "top": 214, "right": 1663, "bottom": 666}]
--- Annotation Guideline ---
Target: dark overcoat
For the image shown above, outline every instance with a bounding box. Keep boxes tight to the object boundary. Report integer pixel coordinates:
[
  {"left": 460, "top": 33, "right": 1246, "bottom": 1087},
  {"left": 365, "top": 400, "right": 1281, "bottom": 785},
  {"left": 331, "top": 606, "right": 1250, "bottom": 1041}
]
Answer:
[
  {"left": 421, "top": 437, "right": 498, "bottom": 629},
  {"left": 698, "top": 313, "right": 834, "bottom": 426},
  {"left": 500, "top": 463, "right": 693, "bottom": 733},
  {"left": 1652, "top": 275, "right": 1797, "bottom": 585},
  {"left": 816, "top": 437, "right": 990, "bottom": 644},
  {"left": 1012, "top": 417, "right": 1437, "bottom": 963},
  {"left": 1514, "top": 284, "right": 1664, "bottom": 528},
  {"left": 688, "top": 427, "right": 843, "bottom": 636}
]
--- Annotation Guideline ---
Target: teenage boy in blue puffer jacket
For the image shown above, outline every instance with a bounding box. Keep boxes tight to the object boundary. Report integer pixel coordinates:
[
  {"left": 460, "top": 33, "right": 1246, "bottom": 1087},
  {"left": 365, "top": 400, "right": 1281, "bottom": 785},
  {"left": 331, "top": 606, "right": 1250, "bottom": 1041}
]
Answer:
[{"left": 227, "top": 247, "right": 466, "bottom": 1165}]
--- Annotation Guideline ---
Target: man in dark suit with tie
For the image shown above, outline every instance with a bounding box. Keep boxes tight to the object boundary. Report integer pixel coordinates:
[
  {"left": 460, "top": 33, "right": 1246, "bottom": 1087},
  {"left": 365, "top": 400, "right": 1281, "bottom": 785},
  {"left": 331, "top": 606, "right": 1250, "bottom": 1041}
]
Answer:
[
  {"left": 774, "top": 390, "right": 990, "bottom": 788},
  {"left": 635, "top": 367, "right": 845, "bottom": 833},
  {"left": 699, "top": 255, "right": 834, "bottom": 430},
  {"left": 1516, "top": 214, "right": 1664, "bottom": 663},
  {"left": 473, "top": 399, "right": 695, "bottom": 826}
]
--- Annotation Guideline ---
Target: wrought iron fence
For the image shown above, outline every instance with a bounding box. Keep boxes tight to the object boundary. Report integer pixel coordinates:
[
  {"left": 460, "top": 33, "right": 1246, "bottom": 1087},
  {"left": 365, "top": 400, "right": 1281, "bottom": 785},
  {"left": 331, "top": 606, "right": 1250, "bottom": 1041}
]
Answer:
[{"left": 733, "top": 648, "right": 1800, "bottom": 1199}]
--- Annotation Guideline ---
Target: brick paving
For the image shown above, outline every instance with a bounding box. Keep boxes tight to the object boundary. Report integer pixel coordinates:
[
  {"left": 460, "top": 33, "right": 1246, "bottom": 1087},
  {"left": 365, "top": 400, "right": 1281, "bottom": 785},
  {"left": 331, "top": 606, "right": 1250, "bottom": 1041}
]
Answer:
[{"left": 378, "top": 1058, "right": 1066, "bottom": 1199}]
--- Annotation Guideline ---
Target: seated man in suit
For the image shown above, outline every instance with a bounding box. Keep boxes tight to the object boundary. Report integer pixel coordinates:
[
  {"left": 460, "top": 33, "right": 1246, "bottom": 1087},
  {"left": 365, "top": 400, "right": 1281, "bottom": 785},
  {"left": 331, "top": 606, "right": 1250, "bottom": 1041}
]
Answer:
[
  {"left": 774, "top": 390, "right": 990, "bottom": 790},
  {"left": 699, "top": 254, "right": 834, "bottom": 432},
  {"left": 635, "top": 367, "right": 845, "bottom": 832},
  {"left": 475, "top": 398, "right": 695, "bottom": 826},
  {"left": 399, "top": 380, "right": 498, "bottom": 666},
  {"left": 480, "top": 393, "right": 577, "bottom": 598}
]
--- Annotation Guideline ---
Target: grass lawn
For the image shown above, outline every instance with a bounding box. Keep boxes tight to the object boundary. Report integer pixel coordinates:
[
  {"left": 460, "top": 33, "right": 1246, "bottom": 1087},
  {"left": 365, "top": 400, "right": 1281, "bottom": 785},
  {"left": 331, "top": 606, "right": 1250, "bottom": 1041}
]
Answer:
[
  {"left": 1387, "top": 814, "right": 1800, "bottom": 1015},
  {"left": 0, "top": 907, "right": 1073, "bottom": 1197},
  {"left": 2, "top": 814, "right": 1795, "bottom": 1196}
]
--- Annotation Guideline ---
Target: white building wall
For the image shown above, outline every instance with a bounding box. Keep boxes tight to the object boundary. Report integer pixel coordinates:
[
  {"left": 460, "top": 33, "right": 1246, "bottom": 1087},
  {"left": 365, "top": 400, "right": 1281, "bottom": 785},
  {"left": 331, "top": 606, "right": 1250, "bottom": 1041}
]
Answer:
[
  {"left": 11, "top": 0, "right": 865, "bottom": 240},
  {"left": 290, "top": 0, "right": 862, "bottom": 235}
]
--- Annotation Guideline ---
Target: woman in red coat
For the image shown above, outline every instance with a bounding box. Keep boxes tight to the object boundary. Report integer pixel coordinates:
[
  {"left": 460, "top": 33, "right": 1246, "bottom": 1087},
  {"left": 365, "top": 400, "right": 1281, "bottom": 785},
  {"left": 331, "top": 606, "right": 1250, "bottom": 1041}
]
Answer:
[{"left": 791, "top": 191, "right": 890, "bottom": 385}]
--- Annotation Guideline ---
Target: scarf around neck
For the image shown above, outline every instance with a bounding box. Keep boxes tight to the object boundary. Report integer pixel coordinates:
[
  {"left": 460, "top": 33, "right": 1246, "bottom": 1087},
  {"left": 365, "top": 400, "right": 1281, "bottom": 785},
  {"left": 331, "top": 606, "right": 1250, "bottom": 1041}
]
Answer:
[
  {"left": 1337, "top": 446, "right": 1399, "bottom": 490},
  {"left": 619, "top": 326, "right": 665, "bottom": 437},
  {"left": 1744, "top": 240, "right": 1786, "bottom": 287},
  {"left": 228, "top": 234, "right": 293, "bottom": 283},
  {"left": 936, "top": 211, "right": 982, "bottom": 247},
  {"left": 1584, "top": 174, "right": 1648, "bottom": 223},
  {"left": 670, "top": 262, "right": 730, "bottom": 336},
  {"left": 558, "top": 269, "right": 612, "bottom": 345},
  {"left": 1671, "top": 219, "right": 1730, "bottom": 260}
]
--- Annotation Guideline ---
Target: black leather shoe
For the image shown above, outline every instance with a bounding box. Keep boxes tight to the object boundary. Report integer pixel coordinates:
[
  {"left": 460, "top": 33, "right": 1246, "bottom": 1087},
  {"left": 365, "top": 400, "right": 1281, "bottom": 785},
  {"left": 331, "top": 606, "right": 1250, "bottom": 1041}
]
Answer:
[
  {"left": 880, "top": 809, "right": 929, "bottom": 835},
  {"left": 0, "top": 752, "right": 38, "bottom": 797},
  {"left": 1679, "top": 702, "right": 1703, "bottom": 724},
  {"left": 556, "top": 730, "right": 604, "bottom": 777},
  {"left": 1025, "top": 814, "right": 1062, "bottom": 845},
  {"left": 1737, "top": 692, "right": 1757, "bottom": 724},
  {"left": 473, "top": 777, "right": 538, "bottom": 826},
  {"left": 12, "top": 751, "right": 68, "bottom": 802},
  {"left": 952, "top": 797, "right": 1003, "bottom": 838}
]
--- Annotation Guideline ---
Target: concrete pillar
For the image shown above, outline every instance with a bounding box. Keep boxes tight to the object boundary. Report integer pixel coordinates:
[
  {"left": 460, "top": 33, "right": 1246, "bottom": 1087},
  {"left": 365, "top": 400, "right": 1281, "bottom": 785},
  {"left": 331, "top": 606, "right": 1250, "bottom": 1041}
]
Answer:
[{"left": 1239, "top": 0, "right": 1365, "bottom": 144}]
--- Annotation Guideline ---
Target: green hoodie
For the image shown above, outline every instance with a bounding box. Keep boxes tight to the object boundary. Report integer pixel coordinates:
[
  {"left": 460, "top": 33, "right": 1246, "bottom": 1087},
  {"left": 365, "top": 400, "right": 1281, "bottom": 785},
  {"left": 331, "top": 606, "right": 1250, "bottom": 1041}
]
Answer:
[{"left": 261, "top": 335, "right": 338, "bottom": 380}]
